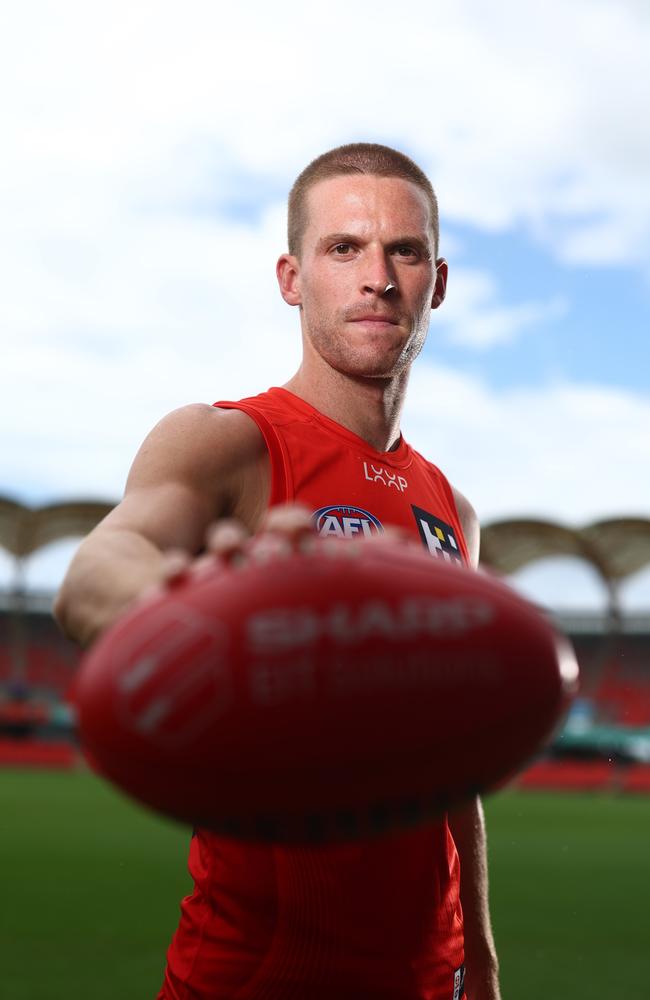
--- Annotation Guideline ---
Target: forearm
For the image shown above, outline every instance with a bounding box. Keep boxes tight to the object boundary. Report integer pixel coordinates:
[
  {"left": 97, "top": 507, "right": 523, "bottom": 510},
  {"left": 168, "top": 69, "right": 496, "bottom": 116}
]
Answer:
[
  {"left": 448, "top": 796, "right": 501, "bottom": 1000},
  {"left": 54, "top": 528, "right": 167, "bottom": 647}
]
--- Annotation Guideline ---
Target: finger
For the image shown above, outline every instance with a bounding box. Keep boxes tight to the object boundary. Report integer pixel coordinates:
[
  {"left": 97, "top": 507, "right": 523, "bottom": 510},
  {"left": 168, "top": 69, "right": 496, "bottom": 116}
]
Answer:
[
  {"left": 205, "top": 519, "right": 250, "bottom": 563},
  {"left": 248, "top": 532, "right": 292, "bottom": 563},
  {"left": 160, "top": 548, "right": 192, "bottom": 586},
  {"left": 262, "top": 503, "right": 315, "bottom": 547}
]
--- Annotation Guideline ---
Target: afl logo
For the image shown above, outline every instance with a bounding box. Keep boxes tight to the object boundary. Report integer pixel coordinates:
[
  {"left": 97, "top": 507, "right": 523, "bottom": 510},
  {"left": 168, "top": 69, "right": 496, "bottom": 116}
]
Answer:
[{"left": 313, "top": 504, "right": 383, "bottom": 539}]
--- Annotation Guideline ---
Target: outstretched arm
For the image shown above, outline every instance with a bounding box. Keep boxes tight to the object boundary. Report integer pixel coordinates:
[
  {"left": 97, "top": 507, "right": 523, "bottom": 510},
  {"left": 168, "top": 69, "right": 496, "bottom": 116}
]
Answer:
[{"left": 54, "top": 404, "right": 266, "bottom": 647}]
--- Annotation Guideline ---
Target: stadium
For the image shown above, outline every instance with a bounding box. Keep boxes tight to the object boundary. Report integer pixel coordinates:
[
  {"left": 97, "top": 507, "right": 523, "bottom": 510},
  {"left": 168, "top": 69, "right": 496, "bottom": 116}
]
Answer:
[
  {"left": 4, "top": 4, "right": 650, "bottom": 997},
  {"left": 1, "top": 496, "right": 649, "bottom": 999}
]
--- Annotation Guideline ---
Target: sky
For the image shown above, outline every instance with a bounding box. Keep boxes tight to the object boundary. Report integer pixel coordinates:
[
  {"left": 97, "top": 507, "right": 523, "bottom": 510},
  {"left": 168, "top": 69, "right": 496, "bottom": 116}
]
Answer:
[{"left": 1, "top": 0, "right": 649, "bottom": 610}]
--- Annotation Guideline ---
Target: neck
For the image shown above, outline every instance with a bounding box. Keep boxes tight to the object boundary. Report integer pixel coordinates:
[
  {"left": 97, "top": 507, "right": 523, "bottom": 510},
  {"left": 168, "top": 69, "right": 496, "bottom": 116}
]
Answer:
[{"left": 284, "top": 359, "right": 410, "bottom": 453}]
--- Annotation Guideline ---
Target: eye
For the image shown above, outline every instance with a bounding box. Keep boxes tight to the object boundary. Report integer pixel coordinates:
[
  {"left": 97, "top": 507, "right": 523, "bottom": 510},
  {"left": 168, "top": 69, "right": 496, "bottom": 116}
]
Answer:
[
  {"left": 394, "top": 245, "right": 417, "bottom": 258},
  {"left": 333, "top": 243, "right": 354, "bottom": 255}
]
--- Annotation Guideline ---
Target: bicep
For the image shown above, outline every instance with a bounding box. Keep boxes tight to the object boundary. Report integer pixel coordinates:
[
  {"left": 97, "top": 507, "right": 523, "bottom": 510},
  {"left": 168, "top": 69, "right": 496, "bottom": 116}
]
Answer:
[
  {"left": 96, "top": 404, "right": 235, "bottom": 555},
  {"left": 99, "top": 481, "right": 217, "bottom": 556}
]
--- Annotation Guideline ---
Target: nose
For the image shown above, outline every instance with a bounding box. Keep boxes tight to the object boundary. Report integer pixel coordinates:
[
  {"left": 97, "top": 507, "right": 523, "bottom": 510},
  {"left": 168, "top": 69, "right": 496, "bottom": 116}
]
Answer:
[
  {"left": 362, "top": 280, "right": 397, "bottom": 297},
  {"left": 361, "top": 251, "right": 397, "bottom": 297}
]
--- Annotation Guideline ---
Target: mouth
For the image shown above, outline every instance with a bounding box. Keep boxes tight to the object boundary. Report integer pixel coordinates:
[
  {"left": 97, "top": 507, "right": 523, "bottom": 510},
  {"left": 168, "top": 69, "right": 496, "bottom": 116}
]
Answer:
[{"left": 348, "top": 314, "right": 399, "bottom": 326}]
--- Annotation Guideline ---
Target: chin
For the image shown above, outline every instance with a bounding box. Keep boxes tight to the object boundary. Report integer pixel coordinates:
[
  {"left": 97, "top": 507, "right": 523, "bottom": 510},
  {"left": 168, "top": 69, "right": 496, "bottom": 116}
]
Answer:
[{"left": 334, "top": 356, "right": 407, "bottom": 380}]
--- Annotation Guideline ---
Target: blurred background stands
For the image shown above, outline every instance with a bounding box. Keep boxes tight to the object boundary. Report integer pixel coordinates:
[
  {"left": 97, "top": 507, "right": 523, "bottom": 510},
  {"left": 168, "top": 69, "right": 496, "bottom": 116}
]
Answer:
[{"left": 1, "top": 495, "right": 649, "bottom": 788}]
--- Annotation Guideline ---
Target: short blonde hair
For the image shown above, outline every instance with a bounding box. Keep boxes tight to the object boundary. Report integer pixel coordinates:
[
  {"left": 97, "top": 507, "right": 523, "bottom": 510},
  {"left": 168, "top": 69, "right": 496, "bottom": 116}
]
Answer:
[{"left": 288, "top": 142, "right": 439, "bottom": 258}]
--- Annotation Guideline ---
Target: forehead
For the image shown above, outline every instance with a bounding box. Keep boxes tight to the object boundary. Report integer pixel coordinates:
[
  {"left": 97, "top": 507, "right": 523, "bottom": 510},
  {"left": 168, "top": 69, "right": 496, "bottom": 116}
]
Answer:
[{"left": 303, "top": 174, "right": 433, "bottom": 247}]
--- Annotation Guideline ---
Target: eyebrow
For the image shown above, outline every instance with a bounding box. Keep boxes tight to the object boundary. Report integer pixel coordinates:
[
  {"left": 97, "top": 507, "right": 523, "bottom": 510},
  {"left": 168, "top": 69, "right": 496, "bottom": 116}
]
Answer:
[
  {"left": 316, "top": 232, "right": 359, "bottom": 251},
  {"left": 317, "top": 232, "right": 432, "bottom": 257}
]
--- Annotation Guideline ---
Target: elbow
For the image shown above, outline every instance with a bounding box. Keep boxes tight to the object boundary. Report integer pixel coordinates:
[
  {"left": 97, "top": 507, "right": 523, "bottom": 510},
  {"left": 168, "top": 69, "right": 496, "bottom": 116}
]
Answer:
[
  {"left": 52, "top": 579, "right": 76, "bottom": 641},
  {"left": 53, "top": 573, "right": 95, "bottom": 648}
]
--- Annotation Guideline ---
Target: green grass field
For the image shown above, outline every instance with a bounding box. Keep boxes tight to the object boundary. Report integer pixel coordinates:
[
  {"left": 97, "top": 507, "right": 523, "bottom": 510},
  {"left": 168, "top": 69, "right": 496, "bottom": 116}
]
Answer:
[{"left": 2, "top": 768, "right": 649, "bottom": 999}]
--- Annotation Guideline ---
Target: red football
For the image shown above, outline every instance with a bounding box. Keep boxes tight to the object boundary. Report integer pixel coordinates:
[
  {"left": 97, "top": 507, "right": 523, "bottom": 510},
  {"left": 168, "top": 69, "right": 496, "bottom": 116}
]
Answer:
[{"left": 76, "top": 537, "right": 578, "bottom": 842}]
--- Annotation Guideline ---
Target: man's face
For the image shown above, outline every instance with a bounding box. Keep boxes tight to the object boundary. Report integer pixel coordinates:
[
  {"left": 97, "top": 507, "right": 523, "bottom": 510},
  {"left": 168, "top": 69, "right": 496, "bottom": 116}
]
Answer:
[{"left": 282, "top": 174, "right": 444, "bottom": 379}]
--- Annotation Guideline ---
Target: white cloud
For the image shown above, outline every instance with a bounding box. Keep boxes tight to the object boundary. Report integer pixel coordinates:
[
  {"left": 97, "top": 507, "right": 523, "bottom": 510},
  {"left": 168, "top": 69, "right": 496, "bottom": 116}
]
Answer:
[
  {"left": 1, "top": 0, "right": 649, "bottom": 600},
  {"left": 0, "top": 199, "right": 302, "bottom": 500},
  {"left": 438, "top": 269, "right": 567, "bottom": 348},
  {"left": 404, "top": 364, "right": 650, "bottom": 524},
  {"left": 2, "top": 0, "right": 650, "bottom": 276}
]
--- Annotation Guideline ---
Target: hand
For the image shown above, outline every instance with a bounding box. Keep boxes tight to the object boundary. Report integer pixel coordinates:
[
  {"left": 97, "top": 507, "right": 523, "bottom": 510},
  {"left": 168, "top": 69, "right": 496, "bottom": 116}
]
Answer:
[
  {"left": 158, "top": 501, "right": 417, "bottom": 595},
  {"left": 202, "top": 503, "right": 416, "bottom": 568},
  {"left": 160, "top": 503, "right": 316, "bottom": 586},
  {"left": 212, "top": 503, "right": 317, "bottom": 562}
]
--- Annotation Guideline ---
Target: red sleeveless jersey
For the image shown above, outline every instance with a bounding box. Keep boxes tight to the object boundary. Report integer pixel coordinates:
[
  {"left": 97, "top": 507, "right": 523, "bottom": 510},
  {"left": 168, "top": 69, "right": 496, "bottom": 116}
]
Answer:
[{"left": 158, "top": 388, "right": 468, "bottom": 1000}]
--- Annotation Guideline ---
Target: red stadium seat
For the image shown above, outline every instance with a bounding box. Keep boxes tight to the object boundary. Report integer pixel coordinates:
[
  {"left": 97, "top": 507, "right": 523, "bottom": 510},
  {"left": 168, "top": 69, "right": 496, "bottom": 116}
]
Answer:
[
  {"left": 0, "top": 738, "right": 76, "bottom": 768},
  {"left": 518, "top": 759, "right": 616, "bottom": 792},
  {"left": 23, "top": 644, "right": 77, "bottom": 697}
]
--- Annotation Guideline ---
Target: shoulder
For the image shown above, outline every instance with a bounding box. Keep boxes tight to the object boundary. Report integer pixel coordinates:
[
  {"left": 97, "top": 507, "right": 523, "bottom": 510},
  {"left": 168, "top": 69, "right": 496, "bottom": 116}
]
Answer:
[
  {"left": 143, "top": 402, "right": 265, "bottom": 448},
  {"left": 131, "top": 403, "right": 267, "bottom": 475},
  {"left": 451, "top": 485, "right": 480, "bottom": 569},
  {"left": 124, "top": 402, "right": 269, "bottom": 515}
]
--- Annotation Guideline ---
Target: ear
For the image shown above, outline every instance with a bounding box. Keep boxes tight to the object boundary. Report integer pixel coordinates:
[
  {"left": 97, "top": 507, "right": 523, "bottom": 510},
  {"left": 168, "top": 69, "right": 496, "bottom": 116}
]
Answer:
[
  {"left": 276, "top": 254, "right": 302, "bottom": 307},
  {"left": 431, "top": 257, "right": 448, "bottom": 310}
]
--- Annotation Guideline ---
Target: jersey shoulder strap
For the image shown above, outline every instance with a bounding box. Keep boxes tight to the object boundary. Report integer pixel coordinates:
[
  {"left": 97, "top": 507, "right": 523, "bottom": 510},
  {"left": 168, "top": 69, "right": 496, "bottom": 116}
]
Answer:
[{"left": 214, "top": 388, "right": 296, "bottom": 505}]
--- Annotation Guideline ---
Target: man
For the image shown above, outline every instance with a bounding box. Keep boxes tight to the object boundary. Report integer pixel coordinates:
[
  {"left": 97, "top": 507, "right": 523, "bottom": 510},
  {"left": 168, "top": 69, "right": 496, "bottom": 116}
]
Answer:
[{"left": 55, "top": 143, "right": 501, "bottom": 1000}]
